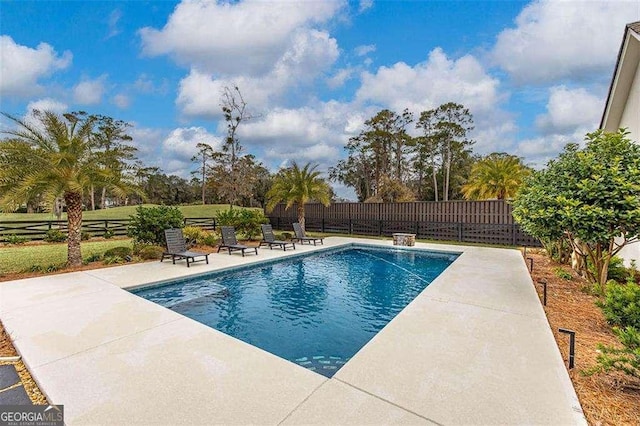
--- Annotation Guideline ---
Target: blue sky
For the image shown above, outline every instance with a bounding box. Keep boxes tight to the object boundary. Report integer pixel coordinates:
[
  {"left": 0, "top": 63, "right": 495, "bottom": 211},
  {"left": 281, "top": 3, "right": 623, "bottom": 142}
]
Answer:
[{"left": 1, "top": 0, "right": 639, "bottom": 199}]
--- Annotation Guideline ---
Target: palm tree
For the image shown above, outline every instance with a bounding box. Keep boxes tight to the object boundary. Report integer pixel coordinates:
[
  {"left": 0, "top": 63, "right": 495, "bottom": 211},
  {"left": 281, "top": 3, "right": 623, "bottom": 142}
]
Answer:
[
  {"left": 266, "top": 162, "right": 332, "bottom": 231},
  {"left": 462, "top": 153, "right": 530, "bottom": 200},
  {"left": 0, "top": 110, "right": 138, "bottom": 266}
]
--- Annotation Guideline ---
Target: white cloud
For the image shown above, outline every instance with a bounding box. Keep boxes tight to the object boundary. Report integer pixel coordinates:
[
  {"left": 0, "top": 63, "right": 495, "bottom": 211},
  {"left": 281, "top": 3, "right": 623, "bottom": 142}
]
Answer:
[
  {"left": 0, "top": 36, "right": 72, "bottom": 97},
  {"left": 106, "top": 9, "right": 122, "bottom": 39},
  {"left": 134, "top": 74, "right": 169, "bottom": 95},
  {"left": 356, "top": 48, "right": 501, "bottom": 116},
  {"left": 176, "top": 29, "right": 339, "bottom": 118},
  {"left": 354, "top": 44, "right": 376, "bottom": 56},
  {"left": 238, "top": 101, "right": 369, "bottom": 172},
  {"left": 354, "top": 47, "right": 521, "bottom": 158},
  {"left": 358, "top": 0, "right": 373, "bottom": 13},
  {"left": 326, "top": 67, "right": 354, "bottom": 89},
  {"left": 161, "top": 127, "right": 222, "bottom": 175},
  {"left": 112, "top": 94, "right": 130, "bottom": 109},
  {"left": 73, "top": 75, "right": 108, "bottom": 105},
  {"left": 26, "top": 98, "right": 68, "bottom": 116},
  {"left": 139, "top": 0, "right": 344, "bottom": 75},
  {"left": 515, "top": 128, "right": 588, "bottom": 169},
  {"left": 129, "top": 125, "right": 222, "bottom": 177},
  {"left": 492, "top": 0, "right": 639, "bottom": 84},
  {"left": 535, "top": 86, "right": 603, "bottom": 135}
]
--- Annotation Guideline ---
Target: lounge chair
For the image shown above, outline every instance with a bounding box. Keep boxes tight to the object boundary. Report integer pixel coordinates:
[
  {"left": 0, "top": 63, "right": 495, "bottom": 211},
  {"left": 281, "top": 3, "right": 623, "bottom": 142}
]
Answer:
[
  {"left": 259, "top": 224, "right": 295, "bottom": 251},
  {"left": 161, "top": 228, "right": 210, "bottom": 267},
  {"left": 217, "top": 226, "right": 258, "bottom": 256},
  {"left": 292, "top": 222, "right": 324, "bottom": 246}
]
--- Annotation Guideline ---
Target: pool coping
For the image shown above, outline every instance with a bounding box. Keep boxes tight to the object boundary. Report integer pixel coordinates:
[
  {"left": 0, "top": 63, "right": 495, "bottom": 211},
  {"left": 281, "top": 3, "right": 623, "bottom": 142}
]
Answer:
[{"left": 0, "top": 237, "right": 587, "bottom": 425}]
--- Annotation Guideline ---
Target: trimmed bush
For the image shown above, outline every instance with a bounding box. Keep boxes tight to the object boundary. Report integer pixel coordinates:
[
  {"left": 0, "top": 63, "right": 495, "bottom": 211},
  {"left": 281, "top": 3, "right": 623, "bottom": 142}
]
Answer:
[
  {"left": 81, "top": 231, "right": 91, "bottom": 241},
  {"left": 137, "top": 245, "right": 165, "bottom": 260},
  {"left": 127, "top": 206, "right": 184, "bottom": 245},
  {"left": 103, "top": 229, "right": 115, "bottom": 239},
  {"left": 103, "top": 255, "right": 124, "bottom": 265},
  {"left": 103, "top": 246, "right": 133, "bottom": 259},
  {"left": 597, "top": 280, "right": 640, "bottom": 329},
  {"left": 201, "top": 233, "right": 218, "bottom": 247},
  {"left": 182, "top": 226, "right": 204, "bottom": 246},
  {"left": 44, "top": 229, "right": 66, "bottom": 243},
  {"left": 216, "top": 208, "right": 268, "bottom": 240},
  {"left": 3, "top": 234, "right": 28, "bottom": 245}
]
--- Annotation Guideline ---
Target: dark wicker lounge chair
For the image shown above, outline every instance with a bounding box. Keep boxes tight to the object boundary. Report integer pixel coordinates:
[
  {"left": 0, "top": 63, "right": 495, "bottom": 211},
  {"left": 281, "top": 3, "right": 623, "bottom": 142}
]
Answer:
[
  {"left": 292, "top": 222, "right": 324, "bottom": 246},
  {"left": 217, "top": 226, "right": 258, "bottom": 256},
  {"left": 259, "top": 224, "right": 295, "bottom": 251},
  {"left": 161, "top": 228, "right": 210, "bottom": 267}
]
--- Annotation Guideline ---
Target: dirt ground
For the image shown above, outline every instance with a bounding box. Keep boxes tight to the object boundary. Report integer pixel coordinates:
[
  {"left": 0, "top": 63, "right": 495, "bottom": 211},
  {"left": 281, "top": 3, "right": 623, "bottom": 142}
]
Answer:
[
  {"left": 526, "top": 250, "right": 640, "bottom": 425},
  {"left": 1, "top": 247, "right": 639, "bottom": 423}
]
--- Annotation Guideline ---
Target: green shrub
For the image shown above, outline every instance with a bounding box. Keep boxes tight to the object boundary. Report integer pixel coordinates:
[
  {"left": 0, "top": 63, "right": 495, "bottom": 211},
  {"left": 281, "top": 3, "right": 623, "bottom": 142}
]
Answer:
[
  {"left": 201, "top": 233, "right": 218, "bottom": 247},
  {"left": 3, "top": 234, "right": 28, "bottom": 245},
  {"left": 45, "top": 263, "right": 62, "bottom": 272},
  {"left": 597, "top": 280, "right": 640, "bottom": 329},
  {"left": 103, "top": 255, "right": 124, "bottom": 265},
  {"left": 182, "top": 226, "right": 205, "bottom": 246},
  {"left": 103, "top": 246, "right": 133, "bottom": 259},
  {"left": 588, "top": 326, "right": 640, "bottom": 380},
  {"left": 84, "top": 253, "right": 103, "bottom": 263},
  {"left": 103, "top": 229, "right": 115, "bottom": 239},
  {"left": 44, "top": 229, "right": 66, "bottom": 243},
  {"left": 554, "top": 267, "right": 573, "bottom": 281},
  {"left": 127, "top": 206, "right": 184, "bottom": 245},
  {"left": 276, "top": 232, "right": 292, "bottom": 241},
  {"left": 81, "top": 231, "right": 91, "bottom": 241},
  {"left": 216, "top": 208, "right": 268, "bottom": 240},
  {"left": 23, "top": 265, "right": 43, "bottom": 273},
  {"left": 137, "top": 245, "right": 165, "bottom": 260}
]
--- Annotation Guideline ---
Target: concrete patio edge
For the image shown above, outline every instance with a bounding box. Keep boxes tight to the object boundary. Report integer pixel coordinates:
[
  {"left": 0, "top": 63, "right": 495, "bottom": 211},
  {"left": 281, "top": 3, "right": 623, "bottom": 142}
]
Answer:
[{"left": 0, "top": 237, "right": 586, "bottom": 425}]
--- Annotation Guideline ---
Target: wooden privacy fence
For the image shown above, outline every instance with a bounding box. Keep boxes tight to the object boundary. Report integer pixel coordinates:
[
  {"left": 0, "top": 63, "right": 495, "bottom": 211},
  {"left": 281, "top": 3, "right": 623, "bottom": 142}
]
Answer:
[
  {"left": 0, "top": 217, "right": 217, "bottom": 241},
  {"left": 268, "top": 200, "right": 541, "bottom": 247}
]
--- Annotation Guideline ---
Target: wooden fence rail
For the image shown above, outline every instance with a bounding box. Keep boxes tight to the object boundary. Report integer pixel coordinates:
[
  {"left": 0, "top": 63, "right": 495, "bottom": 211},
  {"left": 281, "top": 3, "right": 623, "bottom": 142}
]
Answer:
[
  {"left": 268, "top": 200, "right": 541, "bottom": 247},
  {"left": 0, "top": 217, "right": 217, "bottom": 241}
]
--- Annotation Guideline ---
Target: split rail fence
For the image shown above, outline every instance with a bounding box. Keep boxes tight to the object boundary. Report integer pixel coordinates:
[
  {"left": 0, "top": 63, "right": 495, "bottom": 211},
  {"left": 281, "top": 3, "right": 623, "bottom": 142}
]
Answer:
[
  {"left": 0, "top": 217, "right": 216, "bottom": 241},
  {"left": 268, "top": 200, "right": 541, "bottom": 247}
]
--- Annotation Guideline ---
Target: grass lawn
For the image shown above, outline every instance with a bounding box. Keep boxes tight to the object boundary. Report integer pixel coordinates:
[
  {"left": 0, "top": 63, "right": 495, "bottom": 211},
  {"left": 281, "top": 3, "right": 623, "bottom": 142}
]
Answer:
[
  {"left": 0, "top": 239, "right": 133, "bottom": 274},
  {"left": 0, "top": 204, "right": 255, "bottom": 221}
]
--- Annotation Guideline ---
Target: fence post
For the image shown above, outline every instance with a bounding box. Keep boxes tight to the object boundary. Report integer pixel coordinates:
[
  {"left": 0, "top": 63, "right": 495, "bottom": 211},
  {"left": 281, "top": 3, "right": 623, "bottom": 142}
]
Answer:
[
  {"left": 321, "top": 218, "right": 325, "bottom": 233},
  {"left": 378, "top": 220, "right": 383, "bottom": 236},
  {"left": 457, "top": 222, "right": 463, "bottom": 241},
  {"left": 349, "top": 219, "right": 353, "bottom": 235}
]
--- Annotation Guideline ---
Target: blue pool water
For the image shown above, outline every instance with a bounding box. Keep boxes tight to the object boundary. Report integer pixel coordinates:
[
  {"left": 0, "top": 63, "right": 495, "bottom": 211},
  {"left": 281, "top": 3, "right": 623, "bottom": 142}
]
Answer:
[{"left": 133, "top": 245, "right": 458, "bottom": 377}]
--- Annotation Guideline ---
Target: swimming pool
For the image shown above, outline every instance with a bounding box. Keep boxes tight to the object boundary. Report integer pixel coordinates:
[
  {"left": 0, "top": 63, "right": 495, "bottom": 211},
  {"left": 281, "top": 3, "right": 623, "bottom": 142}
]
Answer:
[{"left": 133, "top": 245, "right": 458, "bottom": 377}]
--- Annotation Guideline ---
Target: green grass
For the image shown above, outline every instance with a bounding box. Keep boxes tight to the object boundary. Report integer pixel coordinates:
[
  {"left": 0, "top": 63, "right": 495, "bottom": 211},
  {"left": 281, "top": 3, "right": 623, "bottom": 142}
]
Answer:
[
  {"left": 0, "top": 239, "right": 133, "bottom": 274},
  {"left": 0, "top": 204, "right": 255, "bottom": 221}
]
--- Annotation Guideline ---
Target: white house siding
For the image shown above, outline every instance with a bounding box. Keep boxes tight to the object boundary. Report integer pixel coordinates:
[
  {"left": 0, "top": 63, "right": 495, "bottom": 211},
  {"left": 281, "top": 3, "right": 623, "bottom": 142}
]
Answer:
[
  {"left": 617, "top": 58, "right": 640, "bottom": 268},
  {"left": 619, "top": 60, "right": 640, "bottom": 142}
]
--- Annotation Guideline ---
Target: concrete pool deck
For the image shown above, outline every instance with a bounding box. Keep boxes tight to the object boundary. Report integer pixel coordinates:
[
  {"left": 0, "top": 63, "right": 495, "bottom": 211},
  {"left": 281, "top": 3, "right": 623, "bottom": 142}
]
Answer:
[{"left": 0, "top": 237, "right": 586, "bottom": 425}]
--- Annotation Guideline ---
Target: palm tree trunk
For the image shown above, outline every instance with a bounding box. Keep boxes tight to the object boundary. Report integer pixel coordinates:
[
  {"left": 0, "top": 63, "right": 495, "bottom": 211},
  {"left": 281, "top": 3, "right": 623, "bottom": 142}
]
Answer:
[
  {"left": 90, "top": 185, "right": 95, "bottom": 210},
  {"left": 65, "top": 191, "right": 83, "bottom": 267},
  {"left": 297, "top": 204, "right": 305, "bottom": 232},
  {"left": 101, "top": 187, "right": 107, "bottom": 209}
]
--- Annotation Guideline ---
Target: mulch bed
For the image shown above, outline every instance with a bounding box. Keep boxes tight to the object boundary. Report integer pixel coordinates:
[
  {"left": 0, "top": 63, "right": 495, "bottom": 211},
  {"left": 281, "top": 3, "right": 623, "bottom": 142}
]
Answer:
[{"left": 526, "top": 250, "right": 640, "bottom": 425}]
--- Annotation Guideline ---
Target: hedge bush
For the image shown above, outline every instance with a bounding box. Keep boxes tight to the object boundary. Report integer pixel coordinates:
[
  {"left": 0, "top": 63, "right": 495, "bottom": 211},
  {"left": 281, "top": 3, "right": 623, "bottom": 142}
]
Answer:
[
  {"left": 216, "top": 208, "right": 268, "bottom": 240},
  {"left": 597, "top": 279, "right": 640, "bottom": 329},
  {"left": 128, "top": 206, "right": 184, "bottom": 245}
]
